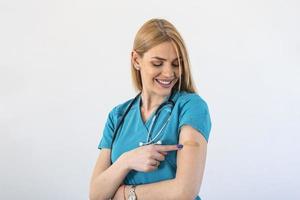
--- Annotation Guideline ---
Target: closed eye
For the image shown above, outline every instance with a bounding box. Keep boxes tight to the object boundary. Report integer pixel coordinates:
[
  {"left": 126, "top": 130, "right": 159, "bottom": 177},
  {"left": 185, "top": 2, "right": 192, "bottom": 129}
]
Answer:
[
  {"left": 152, "top": 62, "right": 162, "bottom": 67},
  {"left": 152, "top": 62, "right": 179, "bottom": 67}
]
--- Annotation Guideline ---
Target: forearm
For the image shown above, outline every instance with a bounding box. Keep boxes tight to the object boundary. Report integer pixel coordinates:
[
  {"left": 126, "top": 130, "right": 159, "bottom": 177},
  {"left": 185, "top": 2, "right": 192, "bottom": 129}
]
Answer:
[
  {"left": 124, "top": 179, "right": 194, "bottom": 200},
  {"left": 90, "top": 154, "right": 129, "bottom": 200}
]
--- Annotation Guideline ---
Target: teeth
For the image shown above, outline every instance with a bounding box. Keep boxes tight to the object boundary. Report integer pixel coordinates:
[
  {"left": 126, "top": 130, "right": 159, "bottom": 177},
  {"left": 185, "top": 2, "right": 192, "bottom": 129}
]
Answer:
[{"left": 157, "top": 79, "right": 172, "bottom": 85}]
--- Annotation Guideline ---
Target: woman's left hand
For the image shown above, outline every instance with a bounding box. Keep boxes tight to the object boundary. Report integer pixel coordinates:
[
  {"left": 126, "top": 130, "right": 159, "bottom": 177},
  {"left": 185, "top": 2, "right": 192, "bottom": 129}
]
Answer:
[{"left": 112, "top": 184, "right": 125, "bottom": 200}]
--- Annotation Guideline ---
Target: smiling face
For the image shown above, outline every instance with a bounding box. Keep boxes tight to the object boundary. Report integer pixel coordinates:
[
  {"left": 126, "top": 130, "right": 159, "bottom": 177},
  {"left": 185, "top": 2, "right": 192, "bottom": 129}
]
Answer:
[{"left": 132, "top": 41, "right": 181, "bottom": 98}]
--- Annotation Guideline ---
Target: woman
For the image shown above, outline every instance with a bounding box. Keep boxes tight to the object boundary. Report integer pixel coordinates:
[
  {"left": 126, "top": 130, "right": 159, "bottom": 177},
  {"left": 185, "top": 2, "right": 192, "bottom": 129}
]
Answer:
[{"left": 89, "top": 18, "right": 212, "bottom": 200}]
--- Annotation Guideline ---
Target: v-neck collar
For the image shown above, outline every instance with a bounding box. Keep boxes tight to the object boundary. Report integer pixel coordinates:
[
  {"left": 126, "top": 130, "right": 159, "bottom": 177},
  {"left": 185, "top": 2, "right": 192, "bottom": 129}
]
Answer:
[
  {"left": 137, "top": 93, "right": 172, "bottom": 127},
  {"left": 136, "top": 91, "right": 179, "bottom": 140},
  {"left": 137, "top": 95, "right": 156, "bottom": 129}
]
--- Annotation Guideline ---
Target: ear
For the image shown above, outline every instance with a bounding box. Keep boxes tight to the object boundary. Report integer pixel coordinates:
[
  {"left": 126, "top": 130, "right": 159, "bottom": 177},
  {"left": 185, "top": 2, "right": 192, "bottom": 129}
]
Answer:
[{"left": 131, "top": 50, "right": 142, "bottom": 70}]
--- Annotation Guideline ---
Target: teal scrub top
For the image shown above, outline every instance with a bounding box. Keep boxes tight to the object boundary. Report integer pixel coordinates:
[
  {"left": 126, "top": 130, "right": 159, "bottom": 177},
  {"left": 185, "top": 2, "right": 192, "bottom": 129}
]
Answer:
[{"left": 98, "top": 91, "right": 212, "bottom": 200}]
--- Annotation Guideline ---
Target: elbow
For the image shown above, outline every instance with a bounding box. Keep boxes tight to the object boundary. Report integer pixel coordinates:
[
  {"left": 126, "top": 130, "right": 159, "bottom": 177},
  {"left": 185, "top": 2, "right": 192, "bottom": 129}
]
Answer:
[
  {"left": 89, "top": 192, "right": 98, "bottom": 200},
  {"left": 177, "top": 191, "right": 198, "bottom": 200},
  {"left": 89, "top": 190, "right": 106, "bottom": 200},
  {"left": 173, "top": 177, "right": 202, "bottom": 200},
  {"left": 89, "top": 187, "right": 99, "bottom": 200},
  {"left": 89, "top": 181, "right": 98, "bottom": 200},
  {"left": 176, "top": 185, "right": 200, "bottom": 200},
  {"left": 89, "top": 182, "right": 107, "bottom": 200}
]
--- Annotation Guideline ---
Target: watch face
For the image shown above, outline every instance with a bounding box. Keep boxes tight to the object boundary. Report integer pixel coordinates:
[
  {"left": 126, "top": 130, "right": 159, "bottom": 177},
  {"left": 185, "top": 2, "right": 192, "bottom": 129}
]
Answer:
[{"left": 128, "top": 196, "right": 136, "bottom": 200}]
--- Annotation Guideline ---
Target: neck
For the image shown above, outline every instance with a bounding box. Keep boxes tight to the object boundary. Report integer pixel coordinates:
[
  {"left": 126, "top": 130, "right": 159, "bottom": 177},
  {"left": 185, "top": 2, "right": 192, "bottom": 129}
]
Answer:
[{"left": 140, "top": 92, "right": 169, "bottom": 113}]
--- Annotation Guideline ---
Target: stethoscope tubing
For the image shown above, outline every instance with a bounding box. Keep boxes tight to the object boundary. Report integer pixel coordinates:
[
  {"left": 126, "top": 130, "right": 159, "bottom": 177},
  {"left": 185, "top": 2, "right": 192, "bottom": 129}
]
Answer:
[{"left": 109, "top": 90, "right": 175, "bottom": 162}]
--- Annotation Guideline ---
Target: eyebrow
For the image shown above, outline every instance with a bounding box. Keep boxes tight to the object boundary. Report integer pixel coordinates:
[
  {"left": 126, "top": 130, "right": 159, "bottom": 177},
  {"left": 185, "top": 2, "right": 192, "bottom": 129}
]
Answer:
[{"left": 151, "top": 56, "right": 182, "bottom": 61}]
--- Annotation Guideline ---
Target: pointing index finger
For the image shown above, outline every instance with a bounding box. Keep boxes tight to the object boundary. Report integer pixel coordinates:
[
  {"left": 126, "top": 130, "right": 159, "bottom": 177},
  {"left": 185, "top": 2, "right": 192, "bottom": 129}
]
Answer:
[{"left": 155, "top": 144, "right": 182, "bottom": 152}]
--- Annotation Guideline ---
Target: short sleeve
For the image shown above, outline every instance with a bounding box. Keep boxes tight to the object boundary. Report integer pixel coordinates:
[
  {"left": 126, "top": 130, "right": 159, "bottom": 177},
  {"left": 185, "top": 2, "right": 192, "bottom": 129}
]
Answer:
[
  {"left": 178, "top": 94, "right": 212, "bottom": 142},
  {"left": 98, "top": 107, "right": 118, "bottom": 149}
]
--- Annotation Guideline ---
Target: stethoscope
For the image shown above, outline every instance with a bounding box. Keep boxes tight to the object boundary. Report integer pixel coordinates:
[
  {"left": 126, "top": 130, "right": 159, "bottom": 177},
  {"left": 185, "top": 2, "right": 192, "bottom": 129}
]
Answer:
[
  {"left": 139, "top": 97, "right": 174, "bottom": 147},
  {"left": 110, "top": 90, "right": 176, "bottom": 150}
]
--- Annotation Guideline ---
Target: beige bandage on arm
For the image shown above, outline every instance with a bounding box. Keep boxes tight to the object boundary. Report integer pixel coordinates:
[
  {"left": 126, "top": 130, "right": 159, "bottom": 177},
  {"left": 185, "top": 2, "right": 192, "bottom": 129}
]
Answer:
[{"left": 182, "top": 140, "right": 200, "bottom": 147}]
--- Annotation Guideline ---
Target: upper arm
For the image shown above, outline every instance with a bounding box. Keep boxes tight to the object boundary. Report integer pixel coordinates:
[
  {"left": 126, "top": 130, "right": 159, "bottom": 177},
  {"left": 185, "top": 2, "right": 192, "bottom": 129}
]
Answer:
[
  {"left": 175, "top": 125, "right": 208, "bottom": 198},
  {"left": 90, "top": 149, "right": 112, "bottom": 185},
  {"left": 93, "top": 106, "right": 118, "bottom": 180}
]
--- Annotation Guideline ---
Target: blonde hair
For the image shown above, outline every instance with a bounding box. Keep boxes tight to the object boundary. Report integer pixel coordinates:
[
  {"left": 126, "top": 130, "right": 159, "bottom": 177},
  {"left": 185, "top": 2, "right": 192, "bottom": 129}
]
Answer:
[{"left": 131, "top": 18, "right": 197, "bottom": 93}]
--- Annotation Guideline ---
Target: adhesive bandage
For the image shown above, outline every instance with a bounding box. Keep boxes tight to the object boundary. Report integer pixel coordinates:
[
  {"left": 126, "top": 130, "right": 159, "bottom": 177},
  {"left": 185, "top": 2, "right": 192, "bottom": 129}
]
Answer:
[{"left": 182, "top": 140, "right": 200, "bottom": 147}]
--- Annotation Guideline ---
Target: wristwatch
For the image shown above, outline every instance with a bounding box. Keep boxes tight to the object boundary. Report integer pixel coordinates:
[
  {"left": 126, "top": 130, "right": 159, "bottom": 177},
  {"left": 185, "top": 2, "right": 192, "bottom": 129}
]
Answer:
[{"left": 128, "top": 185, "right": 137, "bottom": 200}]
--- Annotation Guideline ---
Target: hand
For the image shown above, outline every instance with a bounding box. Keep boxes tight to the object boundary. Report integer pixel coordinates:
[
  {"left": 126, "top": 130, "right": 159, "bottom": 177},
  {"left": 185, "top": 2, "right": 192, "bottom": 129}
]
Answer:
[{"left": 123, "top": 144, "right": 180, "bottom": 172}]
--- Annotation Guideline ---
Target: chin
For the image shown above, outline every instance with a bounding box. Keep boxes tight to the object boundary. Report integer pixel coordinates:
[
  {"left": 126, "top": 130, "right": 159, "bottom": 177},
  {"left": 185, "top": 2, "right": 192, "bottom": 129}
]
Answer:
[{"left": 156, "top": 87, "right": 174, "bottom": 97}]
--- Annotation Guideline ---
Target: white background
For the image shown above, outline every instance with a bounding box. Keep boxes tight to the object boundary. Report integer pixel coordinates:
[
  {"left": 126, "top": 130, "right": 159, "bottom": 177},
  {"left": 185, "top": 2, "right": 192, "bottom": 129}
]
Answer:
[{"left": 1, "top": 0, "right": 299, "bottom": 199}]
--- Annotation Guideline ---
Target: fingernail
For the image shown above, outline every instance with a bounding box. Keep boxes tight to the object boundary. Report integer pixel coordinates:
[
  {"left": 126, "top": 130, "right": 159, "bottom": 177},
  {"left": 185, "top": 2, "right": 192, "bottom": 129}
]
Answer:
[{"left": 177, "top": 144, "right": 183, "bottom": 149}]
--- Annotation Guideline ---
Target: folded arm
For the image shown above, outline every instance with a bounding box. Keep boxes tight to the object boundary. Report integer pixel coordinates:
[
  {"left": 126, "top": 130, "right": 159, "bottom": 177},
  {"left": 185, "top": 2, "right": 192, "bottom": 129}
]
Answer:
[{"left": 114, "top": 125, "right": 208, "bottom": 200}]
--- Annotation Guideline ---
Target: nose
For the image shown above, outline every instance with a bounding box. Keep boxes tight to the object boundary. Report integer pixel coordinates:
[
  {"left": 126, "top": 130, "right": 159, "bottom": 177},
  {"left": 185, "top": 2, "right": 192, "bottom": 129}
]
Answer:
[{"left": 162, "top": 63, "right": 175, "bottom": 78}]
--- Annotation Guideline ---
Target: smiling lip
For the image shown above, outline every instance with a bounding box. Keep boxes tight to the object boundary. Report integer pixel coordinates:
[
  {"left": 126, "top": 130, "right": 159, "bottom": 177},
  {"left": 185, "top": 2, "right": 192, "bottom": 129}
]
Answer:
[{"left": 155, "top": 79, "right": 175, "bottom": 88}]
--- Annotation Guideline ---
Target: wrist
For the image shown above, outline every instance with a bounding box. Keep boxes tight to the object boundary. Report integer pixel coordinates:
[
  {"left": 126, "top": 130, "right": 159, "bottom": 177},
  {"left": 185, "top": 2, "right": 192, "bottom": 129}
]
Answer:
[
  {"left": 119, "top": 152, "right": 131, "bottom": 172},
  {"left": 122, "top": 184, "right": 126, "bottom": 200},
  {"left": 124, "top": 185, "right": 129, "bottom": 200}
]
